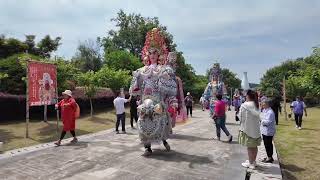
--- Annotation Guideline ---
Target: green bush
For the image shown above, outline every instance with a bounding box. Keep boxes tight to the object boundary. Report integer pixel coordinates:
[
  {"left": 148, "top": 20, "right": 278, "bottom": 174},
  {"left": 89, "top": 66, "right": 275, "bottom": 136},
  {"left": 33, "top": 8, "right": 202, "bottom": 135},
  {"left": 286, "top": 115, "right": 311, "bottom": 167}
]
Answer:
[{"left": 95, "top": 66, "right": 132, "bottom": 91}]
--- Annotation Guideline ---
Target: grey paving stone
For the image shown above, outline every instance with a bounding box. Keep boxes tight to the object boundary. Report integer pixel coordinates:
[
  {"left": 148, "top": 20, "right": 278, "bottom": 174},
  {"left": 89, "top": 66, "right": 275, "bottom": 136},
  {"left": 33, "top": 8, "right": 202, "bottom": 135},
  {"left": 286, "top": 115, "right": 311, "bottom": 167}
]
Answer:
[{"left": 0, "top": 109, "right": 281, "bottom": 180}]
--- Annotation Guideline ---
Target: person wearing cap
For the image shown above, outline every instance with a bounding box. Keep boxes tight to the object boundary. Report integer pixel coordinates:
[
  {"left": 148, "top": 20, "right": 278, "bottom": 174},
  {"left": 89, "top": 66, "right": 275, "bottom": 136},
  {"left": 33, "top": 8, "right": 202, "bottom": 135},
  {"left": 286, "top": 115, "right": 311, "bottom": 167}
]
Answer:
[
  {"left": 260, "top": 98, "right": 276, "bottom": 163},
  {"left": 54, "top": 90, "right": 78, "bottom": 146},
  {"left": 184, "top": 92, "right": 193, "bottom": 117}
]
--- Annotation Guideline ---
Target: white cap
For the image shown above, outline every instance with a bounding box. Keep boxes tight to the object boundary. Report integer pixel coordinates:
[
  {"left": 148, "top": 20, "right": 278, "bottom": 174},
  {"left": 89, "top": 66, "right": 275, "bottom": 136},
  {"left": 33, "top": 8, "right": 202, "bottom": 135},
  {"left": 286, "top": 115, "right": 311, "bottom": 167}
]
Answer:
[
  {"left": 187, "top": 92, "right": 190, "bottom": 95},
  {"left": 62, "top": 90, "right": 72, "bottom": 97}
]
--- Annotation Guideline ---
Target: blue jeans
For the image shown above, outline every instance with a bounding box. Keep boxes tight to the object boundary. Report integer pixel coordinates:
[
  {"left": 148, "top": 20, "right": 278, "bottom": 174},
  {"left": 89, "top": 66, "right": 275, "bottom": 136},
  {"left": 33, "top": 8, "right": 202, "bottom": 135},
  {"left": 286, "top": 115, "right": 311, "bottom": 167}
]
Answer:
[{"left": 215, "top": 116, "right": 230, "bottom": 138}]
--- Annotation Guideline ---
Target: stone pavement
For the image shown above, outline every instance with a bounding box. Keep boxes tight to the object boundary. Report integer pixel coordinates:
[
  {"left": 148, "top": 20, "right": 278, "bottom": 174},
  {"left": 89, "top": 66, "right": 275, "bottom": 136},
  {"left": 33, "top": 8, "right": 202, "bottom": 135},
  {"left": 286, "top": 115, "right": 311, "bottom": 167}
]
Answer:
[{"left": 0, "top": 109, "right": 282, "bottom": 180}]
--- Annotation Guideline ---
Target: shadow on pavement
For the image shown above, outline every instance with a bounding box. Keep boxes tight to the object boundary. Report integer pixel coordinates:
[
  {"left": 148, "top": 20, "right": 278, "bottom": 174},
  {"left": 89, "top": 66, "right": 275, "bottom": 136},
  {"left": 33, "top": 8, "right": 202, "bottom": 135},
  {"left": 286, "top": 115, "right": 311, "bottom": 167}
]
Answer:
[
  {"left": 148, "top": 150, "right": 214, "bottom": 168},
  {"left": 280, "top": 163, "right": 305, "bottom": 180},
  {"left": 170, "top": 133, "right": 212, "bottom": 142},
  {"left": 225, "top": 122, "right": 240, "bottom": 126},
  {"left": 221, "top": 140, "right": 239, "bottom": 144},
  {"left": 64, "top": 141, "right": 89, "bottom": 149}
]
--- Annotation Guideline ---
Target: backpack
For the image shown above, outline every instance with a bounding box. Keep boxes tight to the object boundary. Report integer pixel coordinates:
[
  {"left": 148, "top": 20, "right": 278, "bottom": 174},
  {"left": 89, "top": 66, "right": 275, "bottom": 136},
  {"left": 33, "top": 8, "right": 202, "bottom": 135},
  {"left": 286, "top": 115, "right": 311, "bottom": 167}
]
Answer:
[{"left": 75, "top": 103, "right": 80, "bottom": 119}]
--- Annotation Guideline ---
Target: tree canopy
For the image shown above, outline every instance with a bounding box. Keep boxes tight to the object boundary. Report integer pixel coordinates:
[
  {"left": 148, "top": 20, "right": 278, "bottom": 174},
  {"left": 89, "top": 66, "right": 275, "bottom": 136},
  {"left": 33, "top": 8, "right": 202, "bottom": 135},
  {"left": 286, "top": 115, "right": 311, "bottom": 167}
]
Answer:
[
  {"left": 260, "top": 47, "right": 320, "bottom": 104},
  {"left": 72, "top": 39, "right": 102, "bottom": 72},
  {"left": 0, "top": 34, "right": 61, "bottom": 59},
  {"left": 101, "top": 9, "right": 176, "bottom": 56}
]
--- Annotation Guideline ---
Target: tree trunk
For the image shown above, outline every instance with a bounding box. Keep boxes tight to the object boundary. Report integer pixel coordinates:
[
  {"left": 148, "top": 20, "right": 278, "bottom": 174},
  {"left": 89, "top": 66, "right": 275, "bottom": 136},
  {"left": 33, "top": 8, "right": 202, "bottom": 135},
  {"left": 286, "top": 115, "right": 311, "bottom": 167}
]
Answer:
[
  {"left": 90, "top": 98, "right": 93, "bottom": 117},
  {"left": 44, "top": 104, "right": 48, "bottom": 122}
]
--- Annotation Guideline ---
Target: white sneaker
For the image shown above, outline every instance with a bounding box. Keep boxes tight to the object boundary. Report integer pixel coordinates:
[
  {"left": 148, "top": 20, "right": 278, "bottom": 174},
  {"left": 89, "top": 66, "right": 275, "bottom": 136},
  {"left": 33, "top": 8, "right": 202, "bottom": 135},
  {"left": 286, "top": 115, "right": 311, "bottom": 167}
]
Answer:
[
  {"left": 295, "top": 125, "right": 298, "bottom": 128},
  {"left": 242, "top": 160, "right": 256, "bottom": 169},
  {"left": 298, "top": 127, "right": 302, "bottom": 130}
]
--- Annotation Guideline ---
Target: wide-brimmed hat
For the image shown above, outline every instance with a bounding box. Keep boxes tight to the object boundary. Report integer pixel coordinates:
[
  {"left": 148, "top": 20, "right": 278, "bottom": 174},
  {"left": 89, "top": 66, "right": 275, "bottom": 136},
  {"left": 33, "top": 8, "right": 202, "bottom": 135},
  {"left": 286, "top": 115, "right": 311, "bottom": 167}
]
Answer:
[{"left": 62, "top": 90, "right": 72, "bottom": 97}]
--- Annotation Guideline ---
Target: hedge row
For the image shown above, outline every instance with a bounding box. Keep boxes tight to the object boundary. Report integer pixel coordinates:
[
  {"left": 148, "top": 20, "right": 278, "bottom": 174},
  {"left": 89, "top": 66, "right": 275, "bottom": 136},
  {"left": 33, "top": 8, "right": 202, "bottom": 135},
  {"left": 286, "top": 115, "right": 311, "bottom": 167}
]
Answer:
[{"left": 0, "top": 87, "right": 118, "bottom": 122}]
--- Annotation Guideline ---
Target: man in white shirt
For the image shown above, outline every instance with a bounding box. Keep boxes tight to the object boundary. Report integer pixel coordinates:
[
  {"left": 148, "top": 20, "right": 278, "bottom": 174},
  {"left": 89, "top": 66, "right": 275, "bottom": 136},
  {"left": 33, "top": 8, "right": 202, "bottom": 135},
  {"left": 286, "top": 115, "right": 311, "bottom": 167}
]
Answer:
[{"left": 113, "top": 91, "right": 131, "bottom": 134}]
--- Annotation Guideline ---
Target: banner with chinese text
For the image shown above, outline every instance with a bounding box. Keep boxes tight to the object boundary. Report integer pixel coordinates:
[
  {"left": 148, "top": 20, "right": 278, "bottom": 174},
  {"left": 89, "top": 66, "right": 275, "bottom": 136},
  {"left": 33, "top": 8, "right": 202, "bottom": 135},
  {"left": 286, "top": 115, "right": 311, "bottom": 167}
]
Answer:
[{"left": 28, "top": 61, "right": 57, "bottom": 106}]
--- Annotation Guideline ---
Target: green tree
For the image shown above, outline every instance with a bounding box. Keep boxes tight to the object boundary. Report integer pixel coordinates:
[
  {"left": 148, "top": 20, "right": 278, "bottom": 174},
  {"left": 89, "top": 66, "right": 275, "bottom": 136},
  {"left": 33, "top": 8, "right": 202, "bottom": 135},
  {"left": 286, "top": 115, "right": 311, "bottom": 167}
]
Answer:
[
  {"left": 104, "top": 50, "right": 143, "bottom": 71},
  {"left": 101, "top": 9, "right": 176, "bottom": 56},
  {"left": 175, "top": 52, "right": 197, "bottom": 94},
  {"left": 95, "top": 66, "right": 132, "bottom": 91},
  {"left": 72, "top": 39, "right": 102, "bottom": 72},
  {"left": 77, "top": 71, "right": 98, "bottom": 117},
  {"left": 37, "top": 35, "right": 61, "bottom": 58},
  {"left": 0, "top": 35, "right": 61, "bottom": 59},
  {"left": 54, "top": 58, "right": 81, "bottom": 93},
  {"left": 101, "top": 10, "right": 198, "bottom": 97},
  {"left": 221, "top": 69, "right": 241, "bottom": 93},
  {"left": 261, "top": 47, "right": 320, "bottom": 105},
  {"left": 260, "top": 60, "right": 303, "bottom": 93},
  {"left": 0, "top": 53, "right": 42, "bottom": 94},
  {"left": 0, "top": 35, "right": 28, "bottom": 59}
]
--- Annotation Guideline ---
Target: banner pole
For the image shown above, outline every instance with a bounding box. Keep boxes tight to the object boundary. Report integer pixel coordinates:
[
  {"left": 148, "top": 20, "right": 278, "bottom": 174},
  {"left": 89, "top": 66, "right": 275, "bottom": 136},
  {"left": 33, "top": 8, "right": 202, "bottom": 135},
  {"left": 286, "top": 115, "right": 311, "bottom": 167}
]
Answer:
[
  {"left": 283, "top": 77, "right": 287, "bottom": 121},
  {"left": 26, "top": 60, "right": 30, "bottom": 138},
  {"left": 55, "top": 56, "right": 59, "bottom": 133}
]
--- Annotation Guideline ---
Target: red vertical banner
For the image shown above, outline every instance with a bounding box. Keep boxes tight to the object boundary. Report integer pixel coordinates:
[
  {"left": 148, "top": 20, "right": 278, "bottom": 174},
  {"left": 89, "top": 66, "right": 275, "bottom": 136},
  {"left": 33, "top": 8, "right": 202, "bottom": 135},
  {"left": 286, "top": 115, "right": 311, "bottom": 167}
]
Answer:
[{"left": 28, "top": 61, "right": 57, "bottom": 106}]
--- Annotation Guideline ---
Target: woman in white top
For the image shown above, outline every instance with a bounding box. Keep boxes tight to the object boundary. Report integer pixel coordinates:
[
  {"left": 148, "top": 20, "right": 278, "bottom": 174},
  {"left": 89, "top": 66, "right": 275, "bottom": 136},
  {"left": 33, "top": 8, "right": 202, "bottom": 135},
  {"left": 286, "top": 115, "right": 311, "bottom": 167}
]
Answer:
[{"left": 238, "top": 90, "right": 261, "bottom": 169}]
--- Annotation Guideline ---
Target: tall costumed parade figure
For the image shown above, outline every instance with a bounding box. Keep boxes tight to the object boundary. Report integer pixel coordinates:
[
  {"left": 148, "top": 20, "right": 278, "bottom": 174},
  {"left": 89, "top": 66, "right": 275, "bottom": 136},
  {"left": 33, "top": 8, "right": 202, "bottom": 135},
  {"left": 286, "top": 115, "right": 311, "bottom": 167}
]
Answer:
[
  {"left": 203, "top": 63, "right": 227, "bottom": 117},
  {"left": 165, "top": 52, "right": 187, "bottom": 128},
  {"left": 129, "top": 28, "right": 178, "bottom": 156}
]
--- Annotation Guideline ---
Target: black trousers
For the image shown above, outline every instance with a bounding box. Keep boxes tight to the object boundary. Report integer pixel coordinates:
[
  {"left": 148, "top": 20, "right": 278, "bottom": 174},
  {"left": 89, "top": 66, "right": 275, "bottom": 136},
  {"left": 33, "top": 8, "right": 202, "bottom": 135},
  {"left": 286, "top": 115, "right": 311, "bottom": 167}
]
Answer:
[
  {"left": 294, "top": 113, "right": 303, "bottom": 127},
  {"left": 274, "top": 110, "right": 279, "bottom": 125},
  {"left": 186, "top": 106, "right": 193, "bottom": 116},
  {"left": 116, "top": 113, "right": 126, "bottom": 131},
  {"left": 130, "top": 110, "right": 138, "bottom": 127},
  {"left": 262, "top": 135, "right": 274, "bottom": 158},
  {"left": 59, "top": 130, "right": 75, "bottom": 140}
]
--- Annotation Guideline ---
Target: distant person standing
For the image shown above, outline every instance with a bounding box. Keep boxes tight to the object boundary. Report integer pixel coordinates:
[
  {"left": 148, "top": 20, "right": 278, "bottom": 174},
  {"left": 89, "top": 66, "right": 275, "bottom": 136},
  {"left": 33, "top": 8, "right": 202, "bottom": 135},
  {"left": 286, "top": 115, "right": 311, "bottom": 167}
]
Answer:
[
  {"left": 199, "top": 95, "right": 205, "bottom": 111},
  {"left": 290, "top": 96, "right": 307, "bottom": 130},
  {"left": 185, "top": 92, "right": 193, "bottom": 117},
  {"left": 130, "top": 95, "right": 139, "bottom": 129},
  {"left": 233, "top": 94, "right": 241, "bottom": 121},
  {"left": 54, "top": 90, "right": 78, "bottom": 146},
  {"left": 270, "top": 96, "right": 281, "bottom": 125},
  {"left": 113, "top": 91, "right": 131, "bottom": 134},
  {"left": 260, "top": 99, "right": 276, "bottom": 163}
]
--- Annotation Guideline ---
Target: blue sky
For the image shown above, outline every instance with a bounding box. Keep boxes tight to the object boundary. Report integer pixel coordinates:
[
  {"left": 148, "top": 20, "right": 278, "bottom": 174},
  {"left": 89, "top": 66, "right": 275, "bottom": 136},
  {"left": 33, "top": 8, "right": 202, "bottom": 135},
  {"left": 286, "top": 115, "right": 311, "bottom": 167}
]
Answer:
[{"left": 1, "top": 0, "right": 320, "bottom": 83}]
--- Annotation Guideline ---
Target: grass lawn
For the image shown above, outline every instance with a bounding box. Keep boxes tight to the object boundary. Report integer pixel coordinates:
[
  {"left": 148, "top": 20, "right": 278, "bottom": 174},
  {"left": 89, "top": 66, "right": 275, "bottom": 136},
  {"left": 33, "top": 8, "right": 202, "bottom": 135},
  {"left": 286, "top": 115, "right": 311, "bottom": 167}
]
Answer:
[
  {"left": 275, "top": 106, "right": 320, "bottom": 180},
  {"left": 0, "top": 108, "right": 130, "bottom": 152}
]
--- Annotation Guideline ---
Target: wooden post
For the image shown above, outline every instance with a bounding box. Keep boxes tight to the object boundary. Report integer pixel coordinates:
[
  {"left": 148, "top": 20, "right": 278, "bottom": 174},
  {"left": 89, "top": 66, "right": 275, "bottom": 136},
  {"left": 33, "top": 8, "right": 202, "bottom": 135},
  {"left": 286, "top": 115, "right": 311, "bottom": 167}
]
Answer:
[
  {"left": 26, "top": 60, "right": 30, "bottom": 138},
  {"left": 283, "top": 77, "right": 287, "bottom": 121},
  {"left": 44, "top": 104, "right": 48, "bottom": 122},
  {"left": 55, "top": 56, "right": 59, "bottom": 133}
]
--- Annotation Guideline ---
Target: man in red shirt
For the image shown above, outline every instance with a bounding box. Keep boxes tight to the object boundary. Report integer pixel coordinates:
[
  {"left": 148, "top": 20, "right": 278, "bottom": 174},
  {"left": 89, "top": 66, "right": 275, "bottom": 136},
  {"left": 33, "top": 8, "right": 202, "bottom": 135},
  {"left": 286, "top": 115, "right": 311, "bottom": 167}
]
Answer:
[{"left": 213, "top": 94, "right": 233, "bottom": 142}]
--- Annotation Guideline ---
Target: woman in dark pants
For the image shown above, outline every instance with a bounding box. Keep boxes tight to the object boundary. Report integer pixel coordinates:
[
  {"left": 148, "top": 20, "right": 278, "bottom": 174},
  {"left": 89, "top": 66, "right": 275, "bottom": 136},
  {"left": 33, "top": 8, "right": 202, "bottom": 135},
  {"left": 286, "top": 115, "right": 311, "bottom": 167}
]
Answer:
[{"left": 260, "top": 99, "right": 276, "bottom": 163}]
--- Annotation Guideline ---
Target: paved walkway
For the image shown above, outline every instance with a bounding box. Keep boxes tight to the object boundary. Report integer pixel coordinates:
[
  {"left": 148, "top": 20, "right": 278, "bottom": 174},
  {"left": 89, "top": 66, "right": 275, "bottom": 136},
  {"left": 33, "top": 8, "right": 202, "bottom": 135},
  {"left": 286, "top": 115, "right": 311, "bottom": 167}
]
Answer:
[{"left": 0, "top": 110, "right": 281, "bottom": 180}]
